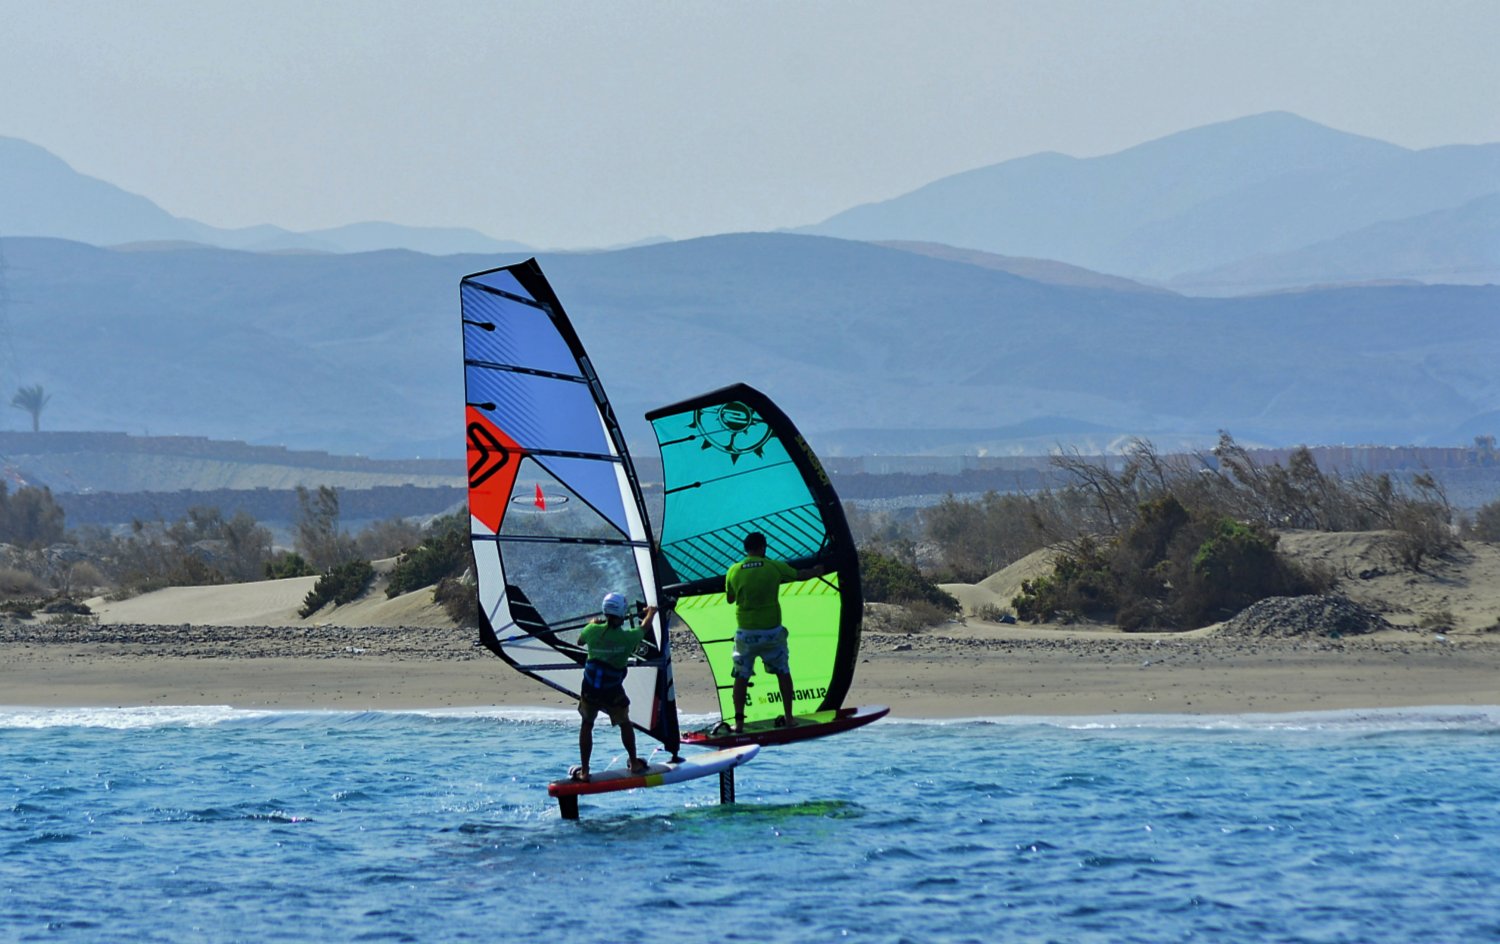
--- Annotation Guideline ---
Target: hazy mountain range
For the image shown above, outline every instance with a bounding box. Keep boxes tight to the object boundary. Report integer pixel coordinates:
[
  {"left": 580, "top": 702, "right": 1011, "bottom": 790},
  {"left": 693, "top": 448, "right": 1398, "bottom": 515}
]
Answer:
[
  {"left": 3, "top": 113, "right": 1495, "bottom": 294},
  {"left": 0, "top": 136, "right": 533, "bottom": 256},
  {"left": 800, "top": 112, "right": 1499, "bottom": 292},
  {"left": 1, "top": 112, "right": 1494, "bottom": 461},
  {"left": 1171, "top": 192, "right": 1500, "bottom": 294},
  {"left": 1, "top": 233, "right": 1494, "bottom": 460}
]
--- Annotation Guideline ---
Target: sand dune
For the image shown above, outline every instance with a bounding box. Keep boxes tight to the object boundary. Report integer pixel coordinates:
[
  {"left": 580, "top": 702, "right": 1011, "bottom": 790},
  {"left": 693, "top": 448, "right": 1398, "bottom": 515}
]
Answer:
[{"left": 84, "top": 559, "right": 455, "bottom": 630}]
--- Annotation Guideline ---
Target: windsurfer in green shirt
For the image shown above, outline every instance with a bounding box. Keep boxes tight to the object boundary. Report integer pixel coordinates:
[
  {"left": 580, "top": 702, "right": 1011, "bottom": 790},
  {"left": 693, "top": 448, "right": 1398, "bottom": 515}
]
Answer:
[
  {"left": 725, "top": 532, "right": 825, "bottom": 733},
  {"left": 570, "top": 592, "right": 654, "bottom": 782}
]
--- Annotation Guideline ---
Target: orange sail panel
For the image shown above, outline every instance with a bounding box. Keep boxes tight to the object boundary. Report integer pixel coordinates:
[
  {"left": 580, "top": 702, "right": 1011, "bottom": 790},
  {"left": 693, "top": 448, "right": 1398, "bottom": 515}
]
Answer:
[{"left": 465, "top": 408, "right": 524, "bottom": 534}]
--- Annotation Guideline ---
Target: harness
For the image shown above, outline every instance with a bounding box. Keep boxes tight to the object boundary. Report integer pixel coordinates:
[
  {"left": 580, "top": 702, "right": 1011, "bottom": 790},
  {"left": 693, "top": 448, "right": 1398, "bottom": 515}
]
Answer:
[{"left": 582, "top": 660, "right": 627, "bottom": 692}]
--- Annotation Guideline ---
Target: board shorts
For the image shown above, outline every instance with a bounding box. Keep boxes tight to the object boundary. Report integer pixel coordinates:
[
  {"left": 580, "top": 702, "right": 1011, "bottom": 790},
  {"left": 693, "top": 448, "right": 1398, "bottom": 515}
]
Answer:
[
  {"left": 731, "top": 626, "right": 790, "bottom": 680},
  {"left": 579, "top": 661, "right": 631, "bottom": 725}
]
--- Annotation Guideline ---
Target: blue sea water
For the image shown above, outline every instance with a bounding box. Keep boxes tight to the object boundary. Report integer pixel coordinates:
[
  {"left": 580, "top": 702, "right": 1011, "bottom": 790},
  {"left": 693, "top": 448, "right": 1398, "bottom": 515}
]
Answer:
[{"left": 4, "top": 707, "right": 1500, "bottom": 944}]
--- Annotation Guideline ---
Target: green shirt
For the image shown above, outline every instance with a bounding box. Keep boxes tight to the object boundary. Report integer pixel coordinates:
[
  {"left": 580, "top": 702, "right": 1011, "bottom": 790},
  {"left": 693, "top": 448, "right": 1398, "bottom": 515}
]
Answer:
[
  {"left": 577, "top": 620, "right": 645, "bottom": 669},
  {"left": 725, "top": 555, "right": 800, "bottom": 630}
]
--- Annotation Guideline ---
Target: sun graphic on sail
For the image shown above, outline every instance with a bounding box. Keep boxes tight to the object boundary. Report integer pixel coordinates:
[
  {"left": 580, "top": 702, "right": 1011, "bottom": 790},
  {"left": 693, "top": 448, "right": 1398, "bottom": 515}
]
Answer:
[{"left": 690, "top": 400, "right": 773, "bottom": 463}]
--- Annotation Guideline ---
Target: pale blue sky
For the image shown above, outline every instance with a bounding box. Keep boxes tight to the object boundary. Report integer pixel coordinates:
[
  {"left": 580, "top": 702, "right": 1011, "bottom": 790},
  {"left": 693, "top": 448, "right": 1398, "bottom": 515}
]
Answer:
[{"left": 3, "top": 0, "right": 1496, "bottom": 248}]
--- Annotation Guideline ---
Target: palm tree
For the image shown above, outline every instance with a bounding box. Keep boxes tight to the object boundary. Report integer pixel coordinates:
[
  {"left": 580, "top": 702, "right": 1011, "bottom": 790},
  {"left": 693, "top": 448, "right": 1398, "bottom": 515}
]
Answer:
[{"left": 11, "top": 384, "right": 50, "bottom": 432}]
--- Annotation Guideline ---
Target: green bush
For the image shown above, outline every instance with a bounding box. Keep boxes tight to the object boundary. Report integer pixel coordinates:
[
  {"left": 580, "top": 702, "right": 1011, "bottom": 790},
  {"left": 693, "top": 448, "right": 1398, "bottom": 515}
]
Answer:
[
  {"left": 386, "top": 526, "right": 470, "bottom": 598},
  {"left": 299, "top": 559, "right": 375, "bottom": 618},
  {"left": 1011, "top": 536, "right": 1116, "bottom": 623},
  {"left": 858, "top": 547, "right": 959, "bottom": 614},
  {"left": 1174, "top": 518, "right": 1292, "bottom": 626},
  {"left": 1012, "top": 513, "right": 1326, "bottom": 631},
  {"left": 265, "top": 551, "right": 316, "bottom": 580}
]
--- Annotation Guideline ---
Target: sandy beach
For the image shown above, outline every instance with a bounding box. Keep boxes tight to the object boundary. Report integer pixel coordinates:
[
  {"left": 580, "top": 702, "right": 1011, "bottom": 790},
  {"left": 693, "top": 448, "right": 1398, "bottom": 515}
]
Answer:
[
  {"left": 4, "top": 613, "right": 1497, "bottom": 718},
  {"left": 4, "top": 531, "right": 1496, "bottom": 717}
]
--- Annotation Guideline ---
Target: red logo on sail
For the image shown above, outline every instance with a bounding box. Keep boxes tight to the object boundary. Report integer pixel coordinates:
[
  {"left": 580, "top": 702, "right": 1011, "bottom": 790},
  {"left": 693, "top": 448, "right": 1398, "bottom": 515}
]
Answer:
[{"left": 466, "top": 407, "right": 524, "bottom": 533}]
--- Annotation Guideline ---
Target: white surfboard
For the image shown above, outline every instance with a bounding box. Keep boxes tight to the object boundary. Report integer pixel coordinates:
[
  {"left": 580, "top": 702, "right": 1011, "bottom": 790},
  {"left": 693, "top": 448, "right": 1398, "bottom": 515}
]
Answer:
[{"left": 547, "top": 743, "right": 759, "bottom": 798}]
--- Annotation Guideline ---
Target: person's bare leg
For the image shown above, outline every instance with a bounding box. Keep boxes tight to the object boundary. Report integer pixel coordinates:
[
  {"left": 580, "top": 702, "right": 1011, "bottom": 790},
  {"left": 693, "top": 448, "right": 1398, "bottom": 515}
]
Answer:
[
  {"left": 778, "top": 673, "right": 797, "bottom": 725},
  {"left": 732, "top": 678, "right": 747, "bottom": 732},
  {"left": 621, "top": 722, "right": 646, "bottom": 773},
  {"left": 577, "top": 716, "right": 593, "bottom": 780}
]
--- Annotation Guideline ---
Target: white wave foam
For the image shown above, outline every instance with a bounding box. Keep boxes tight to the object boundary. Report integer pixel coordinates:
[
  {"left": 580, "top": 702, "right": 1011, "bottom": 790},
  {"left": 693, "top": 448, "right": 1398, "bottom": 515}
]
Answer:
[
  {"left": 6, "top": 704, "right": 1495, "bottom": 734},
  {"left": 403, "top": 706, "right": 584, "bottom": 723},
  {"left": 0, "top": 704, "right": 586, "bottom": 730},
  {"left": 887, "top": 705, "right": 1500, "bottom": 733},
  {"left": 0, "top": 705, "right": 277, "bottom": 729}
]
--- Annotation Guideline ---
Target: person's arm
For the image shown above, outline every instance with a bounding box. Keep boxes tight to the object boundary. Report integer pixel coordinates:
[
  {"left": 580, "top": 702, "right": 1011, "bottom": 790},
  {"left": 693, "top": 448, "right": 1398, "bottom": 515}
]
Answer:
[
  {"left": 625, "top": 608, "right": 654, "bottom": 655},
  {"left": 780, "top": 559, "right": 824, "bottom": 582},
  {"left": 724, "top": 572, "right": 736, "bottom": 604}
]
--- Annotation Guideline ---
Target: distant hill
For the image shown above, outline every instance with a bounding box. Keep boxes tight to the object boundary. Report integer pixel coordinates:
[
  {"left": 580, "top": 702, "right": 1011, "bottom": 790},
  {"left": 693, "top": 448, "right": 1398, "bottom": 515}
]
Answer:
[
  {"left": 1, "top": 136, "right": 193, "bottom": 246},
  {"left": 0, "top": 431, "right": 461, "bottom": 493},
  {"left": 1170, "top": 193, "right": 1500, "bottom": 294},
  {"left": 800, "top": 112, "right": 1500, "bottom": 287},
  {"left": 875, "top": 242, "right": 1172, "bottom": 294},
  {"left": 255, "top": 221, "right": 532, "bottom": 256},
  {"left": 2, "top": 232, "right": 1496, "bottom": 459},
  {"left": 0, "top": 136, "right": 530, "bottom": 255},
  {"left": 0, "top": 430, "right": 465, "bottom": 530}
]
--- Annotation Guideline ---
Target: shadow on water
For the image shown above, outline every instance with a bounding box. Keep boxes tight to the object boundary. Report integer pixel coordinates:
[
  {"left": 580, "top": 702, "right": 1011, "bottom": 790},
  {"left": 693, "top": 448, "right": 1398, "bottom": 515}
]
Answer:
[
  {"left": 442, "top": 796, "right": 867, "bottom": 867},
  {"left": 453, "top": 796, "right": 862, "bottom": 836},
  {"left": 702, "top": 797, "right": 863, "bottom": 822}
]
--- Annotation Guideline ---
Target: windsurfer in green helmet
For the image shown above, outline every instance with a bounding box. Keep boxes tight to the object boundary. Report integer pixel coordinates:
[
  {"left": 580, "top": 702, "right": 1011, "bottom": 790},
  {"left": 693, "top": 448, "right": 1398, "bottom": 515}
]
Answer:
[
  {"left": 569, "top": 592, "right": 654, "bottom": 782},
  {"left": 725, "top": 532, "right": 825, "bottom": 733}
]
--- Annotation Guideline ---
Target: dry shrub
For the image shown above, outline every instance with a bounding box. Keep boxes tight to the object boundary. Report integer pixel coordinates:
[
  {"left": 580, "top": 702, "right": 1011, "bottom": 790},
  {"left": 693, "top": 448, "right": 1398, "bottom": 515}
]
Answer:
[
  {"left": 61, "top": 561, "right": 108, "bottom": 597},
  {"left": 1467, "top": 501, "right": 1500, "bottom": 542},
  {"left": 895, "top": 599, "right": 957, "bottom": 631},
  {"left": 0, "top": 566, "right": 45, "bottom": 598},
  {"left": 1418, "top": 610, "right": 1457, "bottom": 632},
  {"left": 434, "top": 576, "right": 478, "bottom": 628}
]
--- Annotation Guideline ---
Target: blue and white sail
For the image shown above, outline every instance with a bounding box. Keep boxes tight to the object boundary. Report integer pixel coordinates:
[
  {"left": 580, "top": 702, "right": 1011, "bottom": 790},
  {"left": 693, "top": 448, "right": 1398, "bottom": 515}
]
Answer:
[{"left": 461, "top": 259, "right": 679, "bottom": 751}]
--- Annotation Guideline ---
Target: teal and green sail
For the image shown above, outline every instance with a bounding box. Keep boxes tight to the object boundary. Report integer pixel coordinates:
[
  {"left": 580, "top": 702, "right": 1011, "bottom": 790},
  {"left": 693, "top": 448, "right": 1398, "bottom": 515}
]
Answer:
[{"left": 646, "top": 385, "right": 862, "bottom": 727}]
